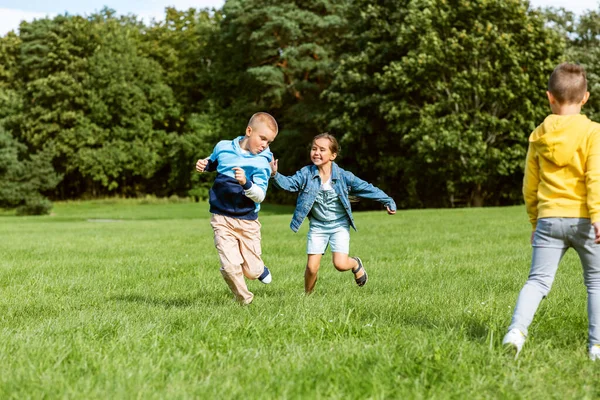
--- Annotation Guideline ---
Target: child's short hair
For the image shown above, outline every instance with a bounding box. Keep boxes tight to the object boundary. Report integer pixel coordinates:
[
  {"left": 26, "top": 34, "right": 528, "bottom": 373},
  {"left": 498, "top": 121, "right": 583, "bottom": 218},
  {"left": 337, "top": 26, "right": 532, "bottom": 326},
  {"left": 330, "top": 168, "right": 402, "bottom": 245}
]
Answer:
[
  {"left": 248, "top": 112, "right": 278, "bottom": 134},
  {"left": 313, "top": 133, "right": 339, "bottom": 155},
  {"left": 548, "top": 63, "right": 587, "bottom": 104}
]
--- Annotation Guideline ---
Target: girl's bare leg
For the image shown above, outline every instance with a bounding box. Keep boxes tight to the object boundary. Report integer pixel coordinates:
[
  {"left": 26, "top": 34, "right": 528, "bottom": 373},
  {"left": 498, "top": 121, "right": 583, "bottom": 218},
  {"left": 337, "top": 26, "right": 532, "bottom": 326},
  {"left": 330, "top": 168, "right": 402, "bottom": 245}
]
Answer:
[
  {"left": 305, "top": 254, "right": 322, "bottom": 293},
  {"left": 332, "top": 252, "right": 365, "bottom": 279}
]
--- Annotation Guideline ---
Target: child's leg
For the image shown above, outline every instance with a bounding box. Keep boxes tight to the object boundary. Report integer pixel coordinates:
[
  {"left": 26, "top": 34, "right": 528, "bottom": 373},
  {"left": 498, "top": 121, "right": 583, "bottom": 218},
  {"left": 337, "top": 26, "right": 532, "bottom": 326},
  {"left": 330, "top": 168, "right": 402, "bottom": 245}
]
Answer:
[
  {"left": 571, "top": 219, "right": 600, "bottom": 346},
  {"left": 306, "top": 254, "right": 322, "bottom": 293},
  {"left": 328, "top": 226, "right": 366, "bottom": 282},
  {"left": 210, "top": 215, "right": 254, "bottom": 304},
  {"left": 237, "top": 219, "right": 267, "bottom": 280},
  {"left": 332, "top": 253, "right": 358, "bottom": 272},
  {"left": 509, "top": 247, "right": 565, "bottom": 335},
  {"left": 306, "top": 225, "right": 330, "bottom": 293},
  {"left": 508, "top": 219, "right": 567, "bottom": 336},
  {"left": 332, "top": 253, "right": 366, "bottom": 286}
]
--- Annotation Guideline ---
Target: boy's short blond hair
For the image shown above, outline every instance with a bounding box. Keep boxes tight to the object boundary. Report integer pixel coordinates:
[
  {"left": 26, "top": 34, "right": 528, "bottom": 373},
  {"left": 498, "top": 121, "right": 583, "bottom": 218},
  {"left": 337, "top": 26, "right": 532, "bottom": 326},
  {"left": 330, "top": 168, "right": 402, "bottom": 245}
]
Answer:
[
  {"left": 548, "top": 63, "right": 587, "bottom": 105},
  {"left": 248, "top": 112, "right": 278, "bottom": 134}
]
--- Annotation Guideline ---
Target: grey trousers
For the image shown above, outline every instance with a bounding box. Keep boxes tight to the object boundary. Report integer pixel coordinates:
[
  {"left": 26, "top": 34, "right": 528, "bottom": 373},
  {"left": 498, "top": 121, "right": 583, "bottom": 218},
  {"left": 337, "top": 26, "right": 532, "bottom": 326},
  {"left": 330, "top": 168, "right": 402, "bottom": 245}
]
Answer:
[{"left": 508, "top": 218, "right": 600, "bottom": 346}]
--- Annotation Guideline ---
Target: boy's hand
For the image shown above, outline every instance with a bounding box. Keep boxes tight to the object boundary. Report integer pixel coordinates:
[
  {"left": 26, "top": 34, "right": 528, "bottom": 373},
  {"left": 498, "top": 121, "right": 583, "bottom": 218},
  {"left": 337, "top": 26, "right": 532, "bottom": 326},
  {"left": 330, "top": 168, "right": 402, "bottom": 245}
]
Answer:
[
  {"left": 594, "top": 222, "right": 600, "bottom": 243},
  {"left": 531, "top": 231, "right": 535, "bottom": 245},
  {"left": 386, "top": 206, "right": 396, "bottom": 215},
  {"left": 270, "top": 159, "right": 278, "bottom": 177},
  {"left": 196, "top": 158, "right": 209, "bottom": 172},
  {"left": 232, "top": 167, "right": 247, "bottom": 186}
]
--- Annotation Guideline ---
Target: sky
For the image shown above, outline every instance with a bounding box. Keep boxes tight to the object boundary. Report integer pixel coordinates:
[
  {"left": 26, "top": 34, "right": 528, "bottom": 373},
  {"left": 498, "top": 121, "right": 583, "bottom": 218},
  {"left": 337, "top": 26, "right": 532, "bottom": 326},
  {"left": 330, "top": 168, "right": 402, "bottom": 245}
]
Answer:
[
  {"left": 0, "top": 0, "right": 598, "bottom": 37},
  {"left": 0, "top": 0, "right": 225, "bottom": 36}
]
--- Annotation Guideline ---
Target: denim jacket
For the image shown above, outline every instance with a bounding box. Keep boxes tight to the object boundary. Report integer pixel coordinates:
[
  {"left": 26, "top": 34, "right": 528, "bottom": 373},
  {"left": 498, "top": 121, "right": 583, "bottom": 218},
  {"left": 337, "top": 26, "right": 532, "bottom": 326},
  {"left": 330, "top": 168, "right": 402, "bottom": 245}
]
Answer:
[{"left": 272, "top": 162, "right": 396, "bottom": 232}]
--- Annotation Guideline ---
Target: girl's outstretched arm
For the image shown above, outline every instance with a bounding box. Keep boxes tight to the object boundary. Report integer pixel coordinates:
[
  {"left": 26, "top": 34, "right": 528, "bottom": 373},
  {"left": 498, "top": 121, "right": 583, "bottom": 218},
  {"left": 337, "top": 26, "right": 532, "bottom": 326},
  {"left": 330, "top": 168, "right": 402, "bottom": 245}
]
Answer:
[
  {"left": 270, "top": 160, "right": 307, "bottom": 193},
  {"left": 346, "top": 171, "right": 396, "bottom": 212}
]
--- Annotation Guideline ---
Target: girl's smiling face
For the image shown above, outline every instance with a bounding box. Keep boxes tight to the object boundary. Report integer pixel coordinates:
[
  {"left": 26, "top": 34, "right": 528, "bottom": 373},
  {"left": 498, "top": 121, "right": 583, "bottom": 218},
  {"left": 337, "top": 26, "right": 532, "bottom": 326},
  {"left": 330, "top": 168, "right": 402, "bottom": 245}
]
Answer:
[{"left": 310, "top": 138, "right": 337, "bottom": 167}]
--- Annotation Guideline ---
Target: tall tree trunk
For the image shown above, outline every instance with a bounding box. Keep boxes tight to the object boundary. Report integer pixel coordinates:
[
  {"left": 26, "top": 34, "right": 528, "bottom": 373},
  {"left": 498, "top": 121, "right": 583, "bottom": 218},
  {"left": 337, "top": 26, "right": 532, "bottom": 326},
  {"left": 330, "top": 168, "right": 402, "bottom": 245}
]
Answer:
[{"left": 470, "top": 184, "right": 484, "bottom": 207}]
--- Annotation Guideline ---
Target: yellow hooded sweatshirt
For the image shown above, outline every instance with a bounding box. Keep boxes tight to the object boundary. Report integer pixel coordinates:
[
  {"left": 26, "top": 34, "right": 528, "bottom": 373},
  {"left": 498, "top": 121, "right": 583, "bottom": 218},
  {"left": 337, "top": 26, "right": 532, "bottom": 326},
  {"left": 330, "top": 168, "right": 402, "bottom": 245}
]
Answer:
[{"left": 524, "top": 114, "right": 600, "bottom": 230}]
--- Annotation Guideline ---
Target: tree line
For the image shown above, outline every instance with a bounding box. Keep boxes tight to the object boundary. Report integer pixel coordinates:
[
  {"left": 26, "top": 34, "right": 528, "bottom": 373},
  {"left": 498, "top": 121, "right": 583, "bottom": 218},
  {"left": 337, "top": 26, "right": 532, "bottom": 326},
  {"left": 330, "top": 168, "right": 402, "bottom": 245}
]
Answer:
[{"left": 0, "top": 0, "right": 598, "bottom": 213}]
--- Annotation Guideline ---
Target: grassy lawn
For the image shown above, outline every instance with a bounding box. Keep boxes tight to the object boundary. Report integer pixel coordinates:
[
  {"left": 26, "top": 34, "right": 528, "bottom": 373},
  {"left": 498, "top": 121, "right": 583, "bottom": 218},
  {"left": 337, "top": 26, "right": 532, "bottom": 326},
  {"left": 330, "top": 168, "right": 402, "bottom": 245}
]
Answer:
[{"left": 1, "top": 200, "right": 599, "bottom": 398}]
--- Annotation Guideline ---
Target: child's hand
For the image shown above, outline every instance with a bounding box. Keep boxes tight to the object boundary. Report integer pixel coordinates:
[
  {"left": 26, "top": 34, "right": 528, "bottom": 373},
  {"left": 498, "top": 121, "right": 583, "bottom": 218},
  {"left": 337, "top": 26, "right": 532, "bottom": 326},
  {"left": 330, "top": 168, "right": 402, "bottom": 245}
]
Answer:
[
  {"left": 232, "top": 167, "right": 247, "bottom": 186},
  {"left": 196, "top": 158, "right": 209, "bottom": 172},
  {"left": 594, "top": 222, "right": 600, "bottom": 243},
  {"left": 386, "top": 206, "right": 396, "bottom": 215},
  {"left": 270, "top": 159, "right": 278, "bottom": 177},
  {"left": 530, "top": 231, "right": 535, "bottom": 245}
]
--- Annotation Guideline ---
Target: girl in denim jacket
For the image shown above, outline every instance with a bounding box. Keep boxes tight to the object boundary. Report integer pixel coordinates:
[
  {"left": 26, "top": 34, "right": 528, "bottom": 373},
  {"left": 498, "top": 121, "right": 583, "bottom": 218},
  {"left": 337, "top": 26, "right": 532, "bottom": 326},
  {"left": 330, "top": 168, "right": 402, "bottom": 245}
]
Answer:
[{"left": 270, "top": 133, "right": 396, "bottom": 293}]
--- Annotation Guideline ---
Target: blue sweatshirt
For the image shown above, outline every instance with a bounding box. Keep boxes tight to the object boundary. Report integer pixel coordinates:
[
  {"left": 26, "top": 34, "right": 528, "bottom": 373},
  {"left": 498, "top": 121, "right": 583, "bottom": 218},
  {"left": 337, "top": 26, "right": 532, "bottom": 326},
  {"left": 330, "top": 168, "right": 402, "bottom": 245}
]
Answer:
[{"left": 205, "top": 136, "right": 273, "bottom": 220}]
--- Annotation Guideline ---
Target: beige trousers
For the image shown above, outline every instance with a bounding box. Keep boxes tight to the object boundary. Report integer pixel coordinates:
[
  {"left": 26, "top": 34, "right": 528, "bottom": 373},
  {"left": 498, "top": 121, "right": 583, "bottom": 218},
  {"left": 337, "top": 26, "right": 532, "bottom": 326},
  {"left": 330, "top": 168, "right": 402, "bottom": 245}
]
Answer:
[{"left": 210, "top": 214, "right": 264, "bottom": 304}]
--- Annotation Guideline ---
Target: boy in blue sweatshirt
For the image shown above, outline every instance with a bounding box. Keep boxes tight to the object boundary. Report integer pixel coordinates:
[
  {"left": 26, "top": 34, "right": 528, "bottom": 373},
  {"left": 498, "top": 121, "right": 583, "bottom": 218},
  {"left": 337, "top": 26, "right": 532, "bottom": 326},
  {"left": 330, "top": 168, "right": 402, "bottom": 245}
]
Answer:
[{"left": 196, "top": 112, "right": 278, "bottom": 305}]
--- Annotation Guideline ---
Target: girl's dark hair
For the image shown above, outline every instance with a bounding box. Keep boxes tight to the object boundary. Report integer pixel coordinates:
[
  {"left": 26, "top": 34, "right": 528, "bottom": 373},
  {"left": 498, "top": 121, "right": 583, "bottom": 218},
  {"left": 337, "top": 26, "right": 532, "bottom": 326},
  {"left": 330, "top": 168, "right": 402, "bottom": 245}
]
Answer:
[{"left": 312, "top": 133, "right": 340, "bottom": 154}]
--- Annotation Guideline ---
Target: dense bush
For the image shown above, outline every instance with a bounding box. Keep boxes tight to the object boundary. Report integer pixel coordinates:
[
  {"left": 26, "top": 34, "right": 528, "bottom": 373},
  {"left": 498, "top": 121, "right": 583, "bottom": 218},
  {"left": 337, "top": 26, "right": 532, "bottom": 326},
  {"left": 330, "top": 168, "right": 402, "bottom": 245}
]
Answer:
[{"left": 15, "top": 198, "right": 53, "bottom": 216}]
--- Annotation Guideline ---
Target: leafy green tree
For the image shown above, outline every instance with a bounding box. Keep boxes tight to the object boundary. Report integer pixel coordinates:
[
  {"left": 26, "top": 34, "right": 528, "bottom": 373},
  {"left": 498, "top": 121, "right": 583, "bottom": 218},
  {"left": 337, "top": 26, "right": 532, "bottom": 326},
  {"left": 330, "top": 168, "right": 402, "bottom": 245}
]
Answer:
[
  {"left": 213, "top": 0, "right": 350, "bottom": 179},
  {"left": 140, "top": 8, "right": 223, "bottom": 196},
  {"left": 0, "top": 127, "right": 60, "bottom": 212},
  {"left": 555, "top": 8, "right": 600, "bottom": 125},
  {"left": 0, "top": 32, "right": 23, "bottom": 140},
  {"left": 3, "top": 11, "right": 183, "bottom": 197},
  {"left": 325, "top": 0, "right": 564, "bottom": 207}
]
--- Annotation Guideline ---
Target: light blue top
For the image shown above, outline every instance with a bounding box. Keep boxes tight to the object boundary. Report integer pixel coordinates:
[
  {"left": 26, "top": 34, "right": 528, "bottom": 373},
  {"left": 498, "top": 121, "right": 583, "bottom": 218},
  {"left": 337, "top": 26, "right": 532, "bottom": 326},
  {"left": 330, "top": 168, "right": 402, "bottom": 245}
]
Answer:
[
  {"left": 310, "top": 186, "right": 347, "bottom": 225},
  {"left": 205, "top": 136, "right": 273, "bottom": 219}
]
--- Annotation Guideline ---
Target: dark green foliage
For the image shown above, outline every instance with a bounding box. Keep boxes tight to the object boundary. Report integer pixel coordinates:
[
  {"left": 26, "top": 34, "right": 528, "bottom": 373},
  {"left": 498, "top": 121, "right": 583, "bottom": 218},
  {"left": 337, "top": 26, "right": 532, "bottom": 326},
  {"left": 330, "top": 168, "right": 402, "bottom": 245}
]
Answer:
[
  {"left": 214, "top": 0, "right": 350, "bottom": 174},
  {"left": 325, "top": 0, "right": 564, "bottom": 207},
  {"left": 16, "top": 198, "right": 53, "bottom": 215},
  {"left": 554, "top": 9, "right": 600, "bottom": 124},
  {"left": 0, "top": 127, "right": 60, "bottom": 211},
  {"left": 0, "top": 1, "right": 594, "bottom": 208}
]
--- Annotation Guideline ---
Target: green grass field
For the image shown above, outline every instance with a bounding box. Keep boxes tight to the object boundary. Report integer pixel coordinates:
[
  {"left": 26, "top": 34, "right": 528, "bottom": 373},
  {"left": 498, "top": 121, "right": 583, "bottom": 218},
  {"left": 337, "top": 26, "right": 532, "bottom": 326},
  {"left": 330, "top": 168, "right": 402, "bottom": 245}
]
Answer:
[{"left": 1, "top": 199, "right": 599, "bottom": 399}]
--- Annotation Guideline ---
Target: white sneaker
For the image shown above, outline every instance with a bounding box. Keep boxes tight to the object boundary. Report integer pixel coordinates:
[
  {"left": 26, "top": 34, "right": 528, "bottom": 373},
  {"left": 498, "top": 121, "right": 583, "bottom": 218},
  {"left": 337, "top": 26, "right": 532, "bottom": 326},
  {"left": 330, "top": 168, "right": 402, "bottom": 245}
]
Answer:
[
  {"left": 503, "top": 328, "right": 526, "bottom": 358},
  {"left": 590, "top": 344, "right": 600, "bottom": 361},
  {"left": 258, "top": 266, "right": 272, "bottom": 284}
]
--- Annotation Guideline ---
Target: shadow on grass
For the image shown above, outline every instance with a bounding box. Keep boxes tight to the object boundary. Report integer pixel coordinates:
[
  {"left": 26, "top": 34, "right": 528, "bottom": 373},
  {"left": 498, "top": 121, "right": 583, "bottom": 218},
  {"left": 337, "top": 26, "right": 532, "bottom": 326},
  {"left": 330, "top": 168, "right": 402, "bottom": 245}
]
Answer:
[
  {"left": 111, "top": 290, "right": 226, "bottom": 308},
  {"left": 390, "top": 309, "right": 497, "bottom": 343}
]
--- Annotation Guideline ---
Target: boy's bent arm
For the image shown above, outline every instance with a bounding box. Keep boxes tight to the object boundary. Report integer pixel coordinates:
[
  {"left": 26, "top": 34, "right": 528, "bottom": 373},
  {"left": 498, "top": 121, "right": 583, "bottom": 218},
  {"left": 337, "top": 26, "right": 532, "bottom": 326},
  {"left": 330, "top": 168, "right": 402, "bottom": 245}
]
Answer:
[
  {"left": 523, "top": 144, "right": 540, "bottom": 230},
  {"left": 272, "top": 169, "right": 305, "bottom": 192},
  {"left": 203, "top": 144, "right": 221, "bottom": 172},
  {"left": 205, "top": 159, "right": 218, "bottom": 172},
  {"left": 346, "top": 172, "right": 396, "bottom": 211},
  {"left": 586, "top": 131, "right": 600, "bottom": 224},
  {"left": 243, "top": 164, "right": 271, "bottom": 203},
  {"left": 243, "top": 183, "right": 266, "bottom": 203}
]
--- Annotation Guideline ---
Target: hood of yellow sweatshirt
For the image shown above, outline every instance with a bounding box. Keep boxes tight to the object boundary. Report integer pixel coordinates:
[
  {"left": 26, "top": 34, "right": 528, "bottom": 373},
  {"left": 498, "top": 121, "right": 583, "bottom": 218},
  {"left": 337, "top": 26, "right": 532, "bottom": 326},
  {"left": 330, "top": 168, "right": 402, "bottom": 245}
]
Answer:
[{"left": 529, "top": 114, "right": 592, "bottom": 167}]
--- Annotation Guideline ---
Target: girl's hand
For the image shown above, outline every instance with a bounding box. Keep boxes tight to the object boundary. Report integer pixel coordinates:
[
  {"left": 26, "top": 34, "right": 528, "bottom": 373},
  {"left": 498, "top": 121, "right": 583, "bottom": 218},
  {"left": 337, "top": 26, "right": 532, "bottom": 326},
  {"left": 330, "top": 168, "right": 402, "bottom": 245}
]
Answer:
[
  {"left": 270, "top": 159, "right": 278, "bottom": 177},
  {"left": 232, "top": 167, "right": 247, "bottom": 186},
  {"left": 386, "top": 206, "right": 396, "bottom": 215}
]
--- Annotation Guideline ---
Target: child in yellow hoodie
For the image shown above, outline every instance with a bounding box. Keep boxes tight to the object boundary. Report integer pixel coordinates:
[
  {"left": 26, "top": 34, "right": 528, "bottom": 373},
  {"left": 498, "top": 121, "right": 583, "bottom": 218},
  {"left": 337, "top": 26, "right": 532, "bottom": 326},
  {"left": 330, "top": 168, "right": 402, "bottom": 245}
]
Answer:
[{"left": 503, "top": 63, "right": 600, "bottom": 360}]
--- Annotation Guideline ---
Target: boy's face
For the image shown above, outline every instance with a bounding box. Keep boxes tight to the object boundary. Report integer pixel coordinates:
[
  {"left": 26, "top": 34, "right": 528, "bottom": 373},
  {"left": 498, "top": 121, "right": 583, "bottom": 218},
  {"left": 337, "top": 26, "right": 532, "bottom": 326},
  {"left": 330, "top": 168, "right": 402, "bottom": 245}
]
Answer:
[
  {"left": 243, "top": 123, "right": 277, "bottom": 154},
  {"left": 310, "top": 138, "right": 337, "bottom": 167}
]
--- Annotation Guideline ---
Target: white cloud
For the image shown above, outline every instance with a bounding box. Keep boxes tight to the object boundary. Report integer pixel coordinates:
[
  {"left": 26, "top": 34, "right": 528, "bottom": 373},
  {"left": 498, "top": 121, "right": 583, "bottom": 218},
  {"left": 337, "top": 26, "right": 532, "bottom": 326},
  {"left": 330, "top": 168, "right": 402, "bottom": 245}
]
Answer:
[{"left": 0, "top": 8, "right": 57, "bottom": 36}]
